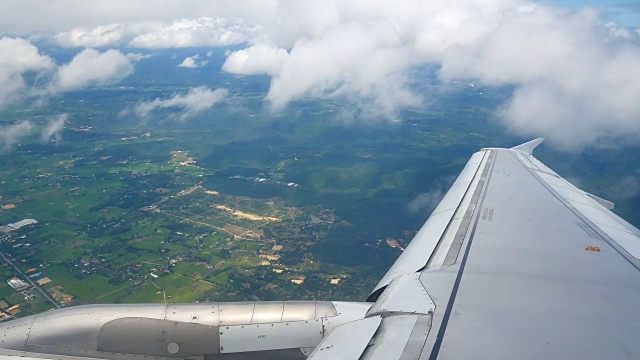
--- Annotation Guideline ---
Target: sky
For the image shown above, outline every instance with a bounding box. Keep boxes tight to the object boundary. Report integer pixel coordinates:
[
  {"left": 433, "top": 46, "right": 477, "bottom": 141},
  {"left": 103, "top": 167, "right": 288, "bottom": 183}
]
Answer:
[
  {"left": 0, "top": 0, "right": 639, "bottom": 149},
  {"left": 543, "top": 0, "right": 640, "bottom": 26}
]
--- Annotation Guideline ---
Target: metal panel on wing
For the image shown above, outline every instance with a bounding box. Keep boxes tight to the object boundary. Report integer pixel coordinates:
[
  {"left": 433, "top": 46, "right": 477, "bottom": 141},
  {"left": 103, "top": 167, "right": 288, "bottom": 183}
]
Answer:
[
  {"left": 219, "top": 320, "right": 323, "bottom": 353},
  {"left": 371, "top": 150, "right": 489, "bottom": 294},
  {"left": 307, "top": 316, "right": 382, "bottom": 360}
]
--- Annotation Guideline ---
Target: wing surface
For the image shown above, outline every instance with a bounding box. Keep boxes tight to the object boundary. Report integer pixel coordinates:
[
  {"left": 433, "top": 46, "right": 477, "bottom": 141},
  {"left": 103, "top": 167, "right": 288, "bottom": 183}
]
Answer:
[{"left": 310, "top": 139, "right": 640, "bottom": 359}]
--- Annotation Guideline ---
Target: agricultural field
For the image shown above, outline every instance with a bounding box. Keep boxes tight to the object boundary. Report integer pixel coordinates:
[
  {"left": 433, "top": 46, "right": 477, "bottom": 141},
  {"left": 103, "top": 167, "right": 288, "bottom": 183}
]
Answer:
[{"left": 0, "top": 51, "right": 638, "bottom": 319}]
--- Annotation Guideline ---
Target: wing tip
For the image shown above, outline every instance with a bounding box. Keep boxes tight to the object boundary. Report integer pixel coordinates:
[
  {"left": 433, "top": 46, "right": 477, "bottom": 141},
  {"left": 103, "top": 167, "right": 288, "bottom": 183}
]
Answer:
[{"left": 511, "top": 138, "right": 545, "bottom": 155}]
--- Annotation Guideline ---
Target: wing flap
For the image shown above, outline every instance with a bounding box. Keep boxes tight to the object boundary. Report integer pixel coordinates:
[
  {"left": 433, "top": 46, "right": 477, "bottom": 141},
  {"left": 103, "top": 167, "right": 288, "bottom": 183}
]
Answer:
[
  {"left": 360, "top": 315, "right": 432, "bottom": 360},
  {"left": 367, "top": 273, "right": 435, "bottom": 317},
  {"left": 307, "top": 316, "right": 381, "bottom": 360}
]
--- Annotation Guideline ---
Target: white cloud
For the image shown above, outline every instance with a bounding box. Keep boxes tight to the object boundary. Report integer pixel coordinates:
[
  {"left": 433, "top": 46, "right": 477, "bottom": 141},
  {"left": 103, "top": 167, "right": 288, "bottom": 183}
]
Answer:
[
  {"left": 0, "top": 1, "right": 240, "bottom": 34},
  {"left": 178, "top": 54, "right": 208, "bottom": 68},
  {"left": 612, "top": 175, "right": 640, "bottom": 200},
  {"left": 128, "top": 17, "right": 253, "bottom": 48},
  {"left": 127, "top": 87, "right": 228, "bottom": 121},
  {"left": 432, "top": 6, "right": 640, "bottom": 148},
  {"left": 51, "top": 49, "right": 138, "bottom": 92},
  {"left": 214, "top": 0, "right": 640, "bottom": 147},
  {"left": 0, "top": 40, "right": 145, "bottom": 106},
  {"left": 41, "top": 113, "right": 67, "bottom": 142},
  {"left": 54, "top": 23, "right": 130, "bottom": 47},
  {"left": 53, "top": 17, "right": 255, "bottom": 49},
  {"left": 0, "top": 37, "right": 53, "bottom": 72},
  {"left": 265, "top": 20, "right": 422, "bottom": 120},
  {"left": 1, "top": 1, "right": 640, "bottom": 147},
  {"left": 408, "top": 176, "right": 455, "bottom": 214},
  {"left": 0, "top": 71, "right": 26, "bottom": 108},
  {"left": 605, "top": 22, "right": 632, "bottom": 40},
  {"left": 178, "top": 56, "right": 198, "bottom": 68},
  {"left": 222, "top": 44, "right": 288, "bottom": 75},
  {"left": 0, "top": 121, "right": 33, "bottom": 150},
  {"left": 0, "top": 37, "right": 53, "bottom": 106}
]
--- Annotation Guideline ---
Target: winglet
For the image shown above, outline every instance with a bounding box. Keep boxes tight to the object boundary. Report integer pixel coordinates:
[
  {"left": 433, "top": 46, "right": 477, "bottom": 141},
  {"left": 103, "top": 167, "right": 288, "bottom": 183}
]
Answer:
[
  {"left": 586, "top": 192, "right": 615, "bottom": 210},
  {"left": 511, "top": 138, "right": 545, "bottom": 155}
]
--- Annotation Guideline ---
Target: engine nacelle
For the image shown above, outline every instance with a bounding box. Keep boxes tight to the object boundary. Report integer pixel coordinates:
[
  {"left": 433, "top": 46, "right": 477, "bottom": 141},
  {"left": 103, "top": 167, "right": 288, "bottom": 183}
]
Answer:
[{"left": 0, "top": 301, "right": 371, "bottom": 359}]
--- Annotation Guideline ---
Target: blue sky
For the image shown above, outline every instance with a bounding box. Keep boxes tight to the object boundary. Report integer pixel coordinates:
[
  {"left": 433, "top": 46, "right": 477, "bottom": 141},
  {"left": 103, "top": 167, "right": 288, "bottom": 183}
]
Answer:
[{"left": 545, "top": 0, "right": 640, "bottom": 26}]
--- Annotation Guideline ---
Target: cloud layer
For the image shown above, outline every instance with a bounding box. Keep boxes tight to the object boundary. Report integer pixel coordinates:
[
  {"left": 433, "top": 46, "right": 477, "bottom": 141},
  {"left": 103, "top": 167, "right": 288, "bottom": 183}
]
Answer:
[
  {"left": 1, "top": 1, "right": 640, "bottom": 148},
  {"left": 0, "top": 37, "right": 53, "bottom": 106},
  {"left": 127, "top": 87, "right": 228, "bottom": 121},
  {"left": 41, "top": 113, "right": 67, "bottom": 141},
  {"left": 54, "top": 23, "right": 131, "bottom": 48},
  {"left": 178, "top": 54, "right": 208, "bottom": 68},
  {"left": 0, "top": 114, "right": 71, "bottom": 150},
  {"left": 51, "top": 49, "right": 138, "bottom": 92},
  {"left": 0, "top": 38, "right": 142, "bottom": 104},
  {"left": 129, "top": 18, "right": 252, "bottom": 48},
  {"left": 221, "top": 1, "right": 640, "bottom": 147},
  {"left": 53, "top": 17, "right": 254, "bottom": 49},
  {"left": 408, "top": 176, "right": 455, "bottom": 215},
  {"left": 0, "top": 122, "right": 33, "bottom": 150},
  {"left": 222, "top": 45, "right": 288, "bottom": 75}
]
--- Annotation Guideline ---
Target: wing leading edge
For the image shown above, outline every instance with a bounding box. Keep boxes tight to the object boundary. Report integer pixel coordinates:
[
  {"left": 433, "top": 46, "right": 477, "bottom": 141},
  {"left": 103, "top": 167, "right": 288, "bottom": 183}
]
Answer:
[{"left": 310, "top": 139, "right": 640, "bottom": 360}]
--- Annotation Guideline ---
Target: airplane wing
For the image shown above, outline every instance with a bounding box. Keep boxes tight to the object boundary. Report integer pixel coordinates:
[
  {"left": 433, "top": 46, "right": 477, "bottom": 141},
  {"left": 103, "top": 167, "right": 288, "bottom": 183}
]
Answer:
[{"left": 309, "top": 138, "right": 640, "bottom": 359}]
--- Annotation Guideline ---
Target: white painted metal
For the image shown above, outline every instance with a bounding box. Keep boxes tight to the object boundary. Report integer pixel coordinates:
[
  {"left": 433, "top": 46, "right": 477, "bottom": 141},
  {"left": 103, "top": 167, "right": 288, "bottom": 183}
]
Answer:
[
  {"left": 219, "top": 320, "right": 323, "bottom": 353},
  {"left": 0, "top": 301, "right": 342, "bottom": 359},
  {"left": 536, "top": 171, "right": 576, "bottom": 189},
  {"left": 165, "top": 303, "right": 218, "bottom": 324},
  {"left": 251, "top": 302, "right": 284, "bottom": 324},
  {"left": 516, "top": 151, "right": 538, "bottom": 169},
  {"left": 367, "top": 273, "right": 435, "bottom": 317},
  {"left": 282, "top": 301, "right": 317, "bottom": 321},
  {"left": 307, "top": 316, "right": 382, "bottom": 360},
  {"left": 432, "top": 183, "right": 472, "bottom": 215},
  {"left": 314, "top": 301, "right": 340, "bottom": 318},
  {"left": 361, "top": 315, "right": 419, "bottom": 360},
  {"left": 25, "top": 304, "right": 169, "bottom": 351},
  {"left": 166, "top": 343, "right": 179, "bottom": 354},
  {"left": 218, "top": 302, "right": 254, "bottom": 326},
  {"left": 526, "top": 153, "right": 560, "bottom": 175},
  {"left": 510, "top": 137, "right": 545, "bottom": 154},
  {"left": 549, "top": 183, "right": 598, "bottom": 207},
  {"left": 431, "top": 146, "right": 640, "bottom": 359},
  {"left": 371, "top": 151, "right": 488, "bottom": 293},
  {"left": 427, "top": 151, "right": 490, "bottom": 270},
  {"left": 585, "top": 192, "right": 615, "bottom": 209},
  {"left": 97, "top": 317, "right": 219, "bottom": 357},
  {"left": 0, "top": 348, "right": 118, "bottom": 360},
  {"left": 572, "top": 202, "right": 640, "bottom": 258},
  {"left": 322, "top": 302, "right": 372, "bottom": 334},
  {"left": 535, "top": 168, "right": 640, "bottom": 259}
]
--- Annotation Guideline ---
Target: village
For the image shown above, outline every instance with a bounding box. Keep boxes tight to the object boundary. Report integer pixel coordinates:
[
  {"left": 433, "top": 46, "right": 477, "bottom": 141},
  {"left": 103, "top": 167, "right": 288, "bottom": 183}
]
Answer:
[{"left": 0, "top": 180, "right": 403, "bottom": 319}]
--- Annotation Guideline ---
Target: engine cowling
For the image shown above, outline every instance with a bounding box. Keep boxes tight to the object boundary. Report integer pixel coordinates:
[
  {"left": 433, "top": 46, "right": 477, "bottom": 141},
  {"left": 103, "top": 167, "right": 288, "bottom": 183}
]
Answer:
[{"left": 0, "top": 301, "right": 371, "bottom": 359}]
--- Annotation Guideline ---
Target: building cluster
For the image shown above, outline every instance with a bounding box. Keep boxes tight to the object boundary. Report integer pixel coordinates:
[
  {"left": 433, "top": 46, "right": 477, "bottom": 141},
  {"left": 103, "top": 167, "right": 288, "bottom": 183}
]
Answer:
[
  {"left": 0, "top": 301, "right": 22, "bottom": 319},
  {"left": 7, "top": 277, "right": 28, "bottom": 292},
  {"left": 0, "top": 219, "right": 37, "bottom": 233},
  {"left": 230, "top": 175, "right": 299, "bottom": 188}
]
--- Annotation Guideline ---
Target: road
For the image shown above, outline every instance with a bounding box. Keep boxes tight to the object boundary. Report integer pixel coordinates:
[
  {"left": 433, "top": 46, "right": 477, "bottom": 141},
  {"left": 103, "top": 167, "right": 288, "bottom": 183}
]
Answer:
[{"left": 0, "top": 252, "right": 59, "bottom": 309}]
